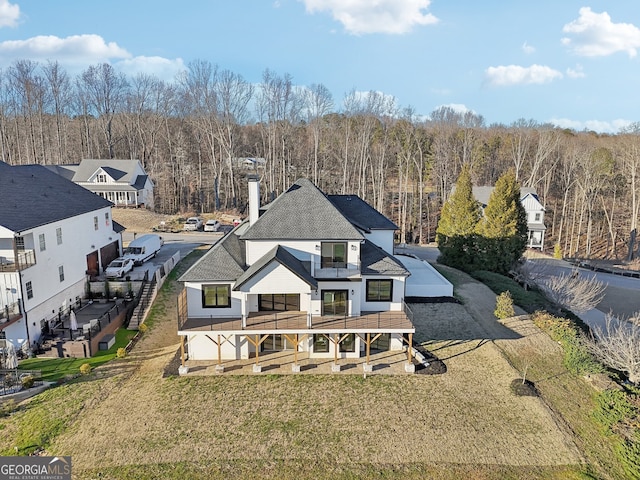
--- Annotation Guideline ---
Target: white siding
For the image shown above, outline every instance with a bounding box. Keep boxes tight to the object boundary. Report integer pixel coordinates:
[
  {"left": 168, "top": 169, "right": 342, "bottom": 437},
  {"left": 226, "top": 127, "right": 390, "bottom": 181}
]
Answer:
[
  {"left": 363, "top": 230, "right": 394, "bottom": 254},
  {"left": 183, "top": 281, "right": 242, "bottom": 318}
]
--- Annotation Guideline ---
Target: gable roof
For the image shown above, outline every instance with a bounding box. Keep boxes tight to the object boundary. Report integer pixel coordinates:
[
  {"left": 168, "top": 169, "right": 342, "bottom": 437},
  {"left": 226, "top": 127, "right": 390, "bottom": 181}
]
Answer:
[
  {"left": 179, "top": 229, "right": 246, "bottom": 282},
  {"left": 233, "top": 245, "right": 317, "bottom": 290},
  {"left": 328, "top": 195, "right": 398, "bottom": 232},
  {"left": 72, "top": 159, "right": 142, "bottom": 185},
  {"left": 361, "top": 240, "right": 410, "bottom": 276},
  {"left": 240, "top": 178, "right": 363, "bottom": 241},
  {"left": 0, "top": 162, "right": 112, "bottom": 233},
  {"left": 473, "top": 186, "right": 537, "bottom": 208}
]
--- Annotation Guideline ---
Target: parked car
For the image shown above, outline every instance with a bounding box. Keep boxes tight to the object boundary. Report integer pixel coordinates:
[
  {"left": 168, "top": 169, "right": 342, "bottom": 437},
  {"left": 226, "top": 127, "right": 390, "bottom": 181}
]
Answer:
[
  {"left": 204, "top": 219, "right": 221, "bottom": 232},
  {"left": 183, "top": 217, "right": 203, "bottom": 231},
  {"left": 104, "top": 257, "right": 135, "bottom": 279},
  {"left": 123, "top": 234, "right": 163, "bottom": 266}
]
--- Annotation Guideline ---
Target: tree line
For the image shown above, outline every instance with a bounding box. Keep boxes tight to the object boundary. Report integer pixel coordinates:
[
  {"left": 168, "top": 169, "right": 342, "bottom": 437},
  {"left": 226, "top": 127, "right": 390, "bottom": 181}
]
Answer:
[{"left": 2, "top": 58, "right": 640, "bottom": 260}]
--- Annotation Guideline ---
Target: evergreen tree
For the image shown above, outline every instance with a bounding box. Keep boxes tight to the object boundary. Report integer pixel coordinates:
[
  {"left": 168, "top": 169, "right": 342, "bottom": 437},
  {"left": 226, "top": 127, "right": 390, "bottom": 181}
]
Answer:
[
  {"left": 475, "top": 170, "right": 528, "bottom": 274},
  {"left": 436, "top": 165, "right": 482, "bottom": 270}
]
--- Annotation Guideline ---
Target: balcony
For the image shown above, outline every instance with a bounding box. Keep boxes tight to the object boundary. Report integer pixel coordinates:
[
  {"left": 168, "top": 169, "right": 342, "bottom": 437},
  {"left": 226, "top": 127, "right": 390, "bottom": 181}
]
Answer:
[
  {"left": 178, "top": 310, "right": 413, "bottom": 333},
  {"left": 0, "top": 250, "right": 36, "bottom": 272},
  {"left": 313, "top": 260, "right": 360, "bottom": 279}
]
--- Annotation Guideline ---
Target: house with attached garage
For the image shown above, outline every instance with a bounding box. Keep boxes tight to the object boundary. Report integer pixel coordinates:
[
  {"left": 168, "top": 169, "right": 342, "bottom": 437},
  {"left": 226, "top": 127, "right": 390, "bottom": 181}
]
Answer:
[
  {"left": 473, "top": 186, "right": 546, "bottom": 250},
  {"left": 177, "top": 178, "right": 419, "bottom": 373},
  {"left": 0, "top": 161, "right": 124, "bottom": 351},
  {"left": 46, "top": 158, "right": 154, "bottom": 209}
]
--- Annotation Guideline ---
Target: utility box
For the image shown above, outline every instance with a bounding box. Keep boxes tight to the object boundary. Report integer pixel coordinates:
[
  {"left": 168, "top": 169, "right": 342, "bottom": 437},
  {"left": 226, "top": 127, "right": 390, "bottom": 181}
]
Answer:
[{"left": 98, "top": 334, "right": 115, "bottom": 351}]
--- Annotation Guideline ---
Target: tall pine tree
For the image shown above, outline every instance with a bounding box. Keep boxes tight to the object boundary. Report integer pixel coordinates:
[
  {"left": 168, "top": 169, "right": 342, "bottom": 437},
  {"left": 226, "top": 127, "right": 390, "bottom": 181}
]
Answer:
[
  {"left": 475, "top": 170, "right": 528, "bottom": 274},
  {"left": 436, "top": 165, "right": 482, "bottom": 270}
]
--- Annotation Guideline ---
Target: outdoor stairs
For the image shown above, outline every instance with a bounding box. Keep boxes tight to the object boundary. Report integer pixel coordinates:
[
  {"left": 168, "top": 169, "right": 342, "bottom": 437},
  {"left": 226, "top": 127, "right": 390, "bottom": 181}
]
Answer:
[{"left": 129, "top": 278, "right": 157, "bottom": 330}]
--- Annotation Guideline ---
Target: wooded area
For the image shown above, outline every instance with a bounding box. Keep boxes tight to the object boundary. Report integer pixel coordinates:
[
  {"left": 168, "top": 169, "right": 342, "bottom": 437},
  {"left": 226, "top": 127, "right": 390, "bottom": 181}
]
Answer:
[{"left": 2, "top": 59, "right": 640, "bottom": 260}]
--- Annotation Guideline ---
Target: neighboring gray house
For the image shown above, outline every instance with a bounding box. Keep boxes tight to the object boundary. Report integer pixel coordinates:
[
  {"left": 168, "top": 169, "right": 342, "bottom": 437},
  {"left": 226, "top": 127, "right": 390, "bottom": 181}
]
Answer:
[
  {"left": 46, "top": 159, "right": 154, "bottom": 209},
  {"left": 473, "top": 186, "right": 546, "bottom": 250}
]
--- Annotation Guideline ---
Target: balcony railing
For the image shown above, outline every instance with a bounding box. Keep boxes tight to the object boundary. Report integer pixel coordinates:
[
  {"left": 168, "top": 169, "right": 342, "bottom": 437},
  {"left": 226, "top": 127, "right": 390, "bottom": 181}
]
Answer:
[
  {"left": 179, "top": 309, "right": 413, "bottom": 332},
  {"left": 0, "top": 250, "right": 37, "bottom": 272},
  {"left": 313, "top": 260, "right": 360, "bottom": 278}
]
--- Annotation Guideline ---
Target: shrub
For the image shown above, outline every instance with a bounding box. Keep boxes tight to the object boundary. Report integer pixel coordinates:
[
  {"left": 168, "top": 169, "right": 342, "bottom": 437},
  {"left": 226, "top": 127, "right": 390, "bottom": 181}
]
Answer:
[
  {"left": 116, "top": 347, "right": 127, "bottom": 359},
  {"left": 138, "top": 323, "right": 148, "bottom": 334},
  {"left": 20, "top": 375, "right": 34, "bottom": 389},
  {"left": 494, "top": 291, "right": 515, "bottom": 319},
  {"left": 79, "top": 363, "right": 92, "bottom": 375},
  {"left": 553, "top": 243, "right": 562, "bottom": 259},
  {"left": 532, "top": 311, "right": 604, "bottom": 376}
]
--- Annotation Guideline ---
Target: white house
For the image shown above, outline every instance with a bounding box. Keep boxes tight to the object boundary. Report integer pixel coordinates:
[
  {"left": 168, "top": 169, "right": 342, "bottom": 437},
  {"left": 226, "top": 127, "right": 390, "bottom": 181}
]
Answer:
[
  {"left": 473, "top": 186, "right": 546, "bottom": 250},
  {"left": 0, "top": 162, "right": 124, "bottom": 352},
  {"left": 46, "top": 159, "right": 154, "bottom": 209},
  {"left": 178, "top": 178, "right": 417, "bottom": 372}
]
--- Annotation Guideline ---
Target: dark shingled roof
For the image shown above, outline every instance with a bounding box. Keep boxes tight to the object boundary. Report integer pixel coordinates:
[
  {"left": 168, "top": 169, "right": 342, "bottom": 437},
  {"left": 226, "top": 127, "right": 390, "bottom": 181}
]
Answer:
[
  {"left": 42, "top": 164, "right": 78, "bottom": 181},
  {"left": 328, "top": 195, "right": 398, "bottom": 232},
  {"left": 234, "top": 245, "right": 317, "bottom": 290},
  {"left": 0, "top": 162, "right": 113, "bottom": 233},
  {"left": 179, "top": 230, "right": 246, "bottom": 282},
  {"left": 241, "top": 178, "right": 363, "bottom": 241},
  {"left": 361, "top": 240, "right": 410, "bottom": 276}
]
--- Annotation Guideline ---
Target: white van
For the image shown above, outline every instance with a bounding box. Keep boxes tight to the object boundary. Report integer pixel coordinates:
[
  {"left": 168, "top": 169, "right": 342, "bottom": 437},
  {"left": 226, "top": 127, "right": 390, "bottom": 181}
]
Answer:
[{"left": 123, "top": 234, "right": 163, "bottom": 266}]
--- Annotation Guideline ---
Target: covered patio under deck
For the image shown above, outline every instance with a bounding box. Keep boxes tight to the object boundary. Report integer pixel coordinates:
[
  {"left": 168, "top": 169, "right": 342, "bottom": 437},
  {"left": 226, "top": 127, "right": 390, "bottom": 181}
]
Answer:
[
  {"left": 178, "top": 311, "right": 416, "bottom": 375},
  {"left": 183, "top": 348, "right": 416, "bottom": 376}
]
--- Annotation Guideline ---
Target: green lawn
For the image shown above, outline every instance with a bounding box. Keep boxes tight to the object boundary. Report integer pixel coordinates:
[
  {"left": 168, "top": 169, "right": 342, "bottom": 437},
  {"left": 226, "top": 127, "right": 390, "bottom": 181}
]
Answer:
[{"left": 18, "top": 328, "right": 137, "bottom": 381}]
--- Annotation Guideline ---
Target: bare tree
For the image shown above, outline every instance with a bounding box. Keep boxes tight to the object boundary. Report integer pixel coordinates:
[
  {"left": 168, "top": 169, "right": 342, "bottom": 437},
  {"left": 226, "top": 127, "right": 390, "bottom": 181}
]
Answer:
[
  {"left": 80, "top": 63, "right": 129, "bottom": 158},
  {"left": 538, "top": 269, "right": 606, "bottom": 314},
  {"left": 586, "top": 313, "right": 640, "bottom": 384}
]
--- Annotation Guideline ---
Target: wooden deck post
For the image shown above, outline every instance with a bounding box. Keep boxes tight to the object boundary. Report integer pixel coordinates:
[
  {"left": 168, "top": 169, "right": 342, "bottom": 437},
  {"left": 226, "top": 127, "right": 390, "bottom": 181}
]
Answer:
[
  {"left": 366, "top": 332, "right": 371, "bottom": 364},
  {"left": 407, "top": 332, "right": 413, "bottom": 363},
  {"left": 255, "top": 334, "right": 260, "bottom": 365},
  {"left": 180, "top": 335, "right": 185, "bottom": 367},
  {"left": 217, "top": 334, "right": 222, "bottom": 365}
]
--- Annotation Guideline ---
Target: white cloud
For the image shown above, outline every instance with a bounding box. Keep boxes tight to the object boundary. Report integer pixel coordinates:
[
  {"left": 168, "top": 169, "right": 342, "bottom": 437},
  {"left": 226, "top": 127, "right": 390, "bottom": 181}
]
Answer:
[
  {"left": 550, "top": 117, "right": 632, "bottom": 134},
  {"left": 562, "top": 7, "right": 640, "bottom": 57},
  {"left": 0, "top": 0, "right": 20, "bottom": 28},
  {"left": 522, "top": 42, "right": 535, "bottom": 54},
  {"left": 0, "top": 34, "right": 130, "bottom": 66},
  {"left": 300, "top": 0, "right": 438, "bottom": 35},
  {"left": 484, "top": 64, "right": 563, "bottom": 87},
  {"left": 435, "top": 103, "right": 474, "bottom": 115},
  {"left": 566, "top": 64, "right": 585, "bottom": 79},
  {"left": 115, "top": 56, "right": 186, "bottom": 81}
]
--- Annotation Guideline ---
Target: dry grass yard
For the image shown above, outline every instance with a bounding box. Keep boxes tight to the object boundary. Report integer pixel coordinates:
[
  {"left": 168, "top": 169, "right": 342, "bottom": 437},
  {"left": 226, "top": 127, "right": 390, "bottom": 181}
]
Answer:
[
  {"left": 1, "top": 241, "right": 621, "bottom": 479},
  {"left": 36, "top": 255, "right": 595, "bottom": 480}
]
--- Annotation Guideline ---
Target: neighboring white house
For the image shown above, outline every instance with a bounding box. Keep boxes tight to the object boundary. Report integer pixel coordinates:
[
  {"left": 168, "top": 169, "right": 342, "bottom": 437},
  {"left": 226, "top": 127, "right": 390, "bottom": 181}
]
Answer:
[
  {"left": 0, "top": 162, "right": 124, "bottom": 352},
  {"left": 177, "top": 178, "right": 419, "bottom": 371},
  {"left": 46, "top": 159, "right": 154, "bottom": 209},
  {"left": 473, "top": 186, "right": 546, "bottom": 250}
]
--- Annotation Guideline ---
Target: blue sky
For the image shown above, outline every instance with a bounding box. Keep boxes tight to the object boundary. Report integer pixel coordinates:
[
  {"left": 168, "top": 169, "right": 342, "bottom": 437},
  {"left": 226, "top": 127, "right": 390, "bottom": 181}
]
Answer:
[{"left": 0, "top": 1, "right": 639, "bottom": 132}]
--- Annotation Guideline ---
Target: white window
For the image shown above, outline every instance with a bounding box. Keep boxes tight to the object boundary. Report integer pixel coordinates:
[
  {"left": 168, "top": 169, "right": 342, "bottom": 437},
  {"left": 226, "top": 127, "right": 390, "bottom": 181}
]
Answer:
[
  {"left": 534, "top": 212, "right": 541, "bottom": 222},
  {"left": 97, "top": 174, "right": 107, "bottom": 183},
  {"left": 56, "top": 227, "right": 62, "bottom": 245},
  {"left": 105, "top": 212, "right": 110, "bottom": 226},
  {"left": 58, "top": 265, "right": 65, "bottom": 282},
  {"left": 26, "top": 281, "right": 33, "bottom": 299},
  {"left": 39, "top": 233, "right": 46, "bottom": 251},
  {"left": 94, "top": 216, "right": 99, "bottom": 230}
]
